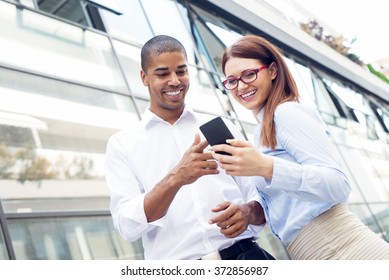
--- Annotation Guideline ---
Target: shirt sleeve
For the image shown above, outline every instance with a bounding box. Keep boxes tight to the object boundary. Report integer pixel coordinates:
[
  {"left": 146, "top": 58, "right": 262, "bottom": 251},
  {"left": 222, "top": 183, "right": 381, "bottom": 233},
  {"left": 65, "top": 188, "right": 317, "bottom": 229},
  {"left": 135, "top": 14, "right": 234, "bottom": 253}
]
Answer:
[
  {"left": 265, "top": 103, "right": 351, "bottom": 203},
  {"left": 105, "top": 134, "right": 166, "bottom": 242}
]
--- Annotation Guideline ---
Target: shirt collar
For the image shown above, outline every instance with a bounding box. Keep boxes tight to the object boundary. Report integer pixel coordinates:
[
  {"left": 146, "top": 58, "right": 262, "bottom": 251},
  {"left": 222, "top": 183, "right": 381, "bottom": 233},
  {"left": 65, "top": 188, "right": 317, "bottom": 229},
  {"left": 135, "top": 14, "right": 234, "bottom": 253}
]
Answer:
[{"left": 140, "top": 105, "right": 196, "bottom": 128}]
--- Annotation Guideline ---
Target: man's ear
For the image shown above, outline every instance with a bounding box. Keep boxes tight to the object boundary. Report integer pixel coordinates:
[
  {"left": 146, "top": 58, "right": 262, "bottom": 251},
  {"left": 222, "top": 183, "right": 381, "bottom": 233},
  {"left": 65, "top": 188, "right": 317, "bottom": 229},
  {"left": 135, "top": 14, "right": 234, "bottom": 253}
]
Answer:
[
  {"left": 269, "top": 62, "right": 278, "bottom": 80},
  {"left": 140, "top": 69, "right": 148, "bottom": 86}
]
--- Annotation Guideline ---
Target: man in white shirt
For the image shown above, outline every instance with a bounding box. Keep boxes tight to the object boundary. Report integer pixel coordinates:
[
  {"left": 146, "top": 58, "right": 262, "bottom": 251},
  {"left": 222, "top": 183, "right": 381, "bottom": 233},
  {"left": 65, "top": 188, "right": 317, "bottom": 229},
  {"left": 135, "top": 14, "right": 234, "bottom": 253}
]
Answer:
[{"left": 105, "top": 35, "right": 275, "bottom": 260}]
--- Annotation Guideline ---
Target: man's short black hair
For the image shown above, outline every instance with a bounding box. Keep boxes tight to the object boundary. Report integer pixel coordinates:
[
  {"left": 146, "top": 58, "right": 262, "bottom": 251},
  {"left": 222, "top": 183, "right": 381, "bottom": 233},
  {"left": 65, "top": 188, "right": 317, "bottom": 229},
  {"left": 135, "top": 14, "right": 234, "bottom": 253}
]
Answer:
[{"left": 141, "top": 35, "right": 187, "bottom": 71}]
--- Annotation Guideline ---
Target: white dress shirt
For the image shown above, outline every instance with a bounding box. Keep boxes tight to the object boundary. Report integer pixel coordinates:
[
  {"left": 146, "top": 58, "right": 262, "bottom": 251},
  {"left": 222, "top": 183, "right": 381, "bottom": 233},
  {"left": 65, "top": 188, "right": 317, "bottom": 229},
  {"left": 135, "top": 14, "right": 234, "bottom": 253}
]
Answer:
[
  {"left": 105, "top": 106, "right": 262, "bottom": 259},
  {"left": 254, "top": 102, "right": 351, "bottom": 246}
]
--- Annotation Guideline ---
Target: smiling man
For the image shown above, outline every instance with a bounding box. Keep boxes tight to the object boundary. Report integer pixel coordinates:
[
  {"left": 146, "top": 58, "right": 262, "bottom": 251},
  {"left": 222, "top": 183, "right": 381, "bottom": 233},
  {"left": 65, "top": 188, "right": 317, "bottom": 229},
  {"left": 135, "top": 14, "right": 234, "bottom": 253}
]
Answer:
[{"left": 104, "top": 35, "right": 275, "bottom": 260}]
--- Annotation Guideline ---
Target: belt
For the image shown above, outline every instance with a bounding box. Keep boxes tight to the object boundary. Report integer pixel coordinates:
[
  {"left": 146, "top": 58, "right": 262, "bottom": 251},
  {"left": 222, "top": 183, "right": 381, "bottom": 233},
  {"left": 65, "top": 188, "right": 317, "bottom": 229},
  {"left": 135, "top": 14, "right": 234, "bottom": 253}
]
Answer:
[
  {"left": 200, "top": 238, "right": 256, "bottom": 260},
  {"left": 219, "top": 238, "right": 256, "bottom": 259}
]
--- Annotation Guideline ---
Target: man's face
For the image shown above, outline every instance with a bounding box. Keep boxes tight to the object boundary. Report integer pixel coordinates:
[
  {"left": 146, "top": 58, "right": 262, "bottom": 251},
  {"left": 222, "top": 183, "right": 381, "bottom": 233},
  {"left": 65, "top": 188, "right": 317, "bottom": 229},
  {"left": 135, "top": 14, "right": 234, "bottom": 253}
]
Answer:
[{"left": 141, "top": 51, "right": 190, "bottom": 117}]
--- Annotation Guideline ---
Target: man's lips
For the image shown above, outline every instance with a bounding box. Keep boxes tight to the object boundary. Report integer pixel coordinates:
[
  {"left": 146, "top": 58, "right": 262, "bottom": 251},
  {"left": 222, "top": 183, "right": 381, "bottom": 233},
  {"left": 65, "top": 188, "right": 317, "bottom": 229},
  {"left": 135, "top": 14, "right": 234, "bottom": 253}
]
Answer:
[
  {"left": 164, "top": 90, "right": 181, "bottom": 96},
  {"left": 163, "top": 88, "right": 184, "bottom": 101}
]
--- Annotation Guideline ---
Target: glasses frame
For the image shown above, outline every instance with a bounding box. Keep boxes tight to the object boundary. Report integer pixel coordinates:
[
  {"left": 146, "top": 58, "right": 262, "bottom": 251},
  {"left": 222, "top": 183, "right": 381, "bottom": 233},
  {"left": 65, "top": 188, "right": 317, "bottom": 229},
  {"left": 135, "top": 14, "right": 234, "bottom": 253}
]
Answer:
[{"left": 222, "top": 65, "right": 268, "bottom": 90}]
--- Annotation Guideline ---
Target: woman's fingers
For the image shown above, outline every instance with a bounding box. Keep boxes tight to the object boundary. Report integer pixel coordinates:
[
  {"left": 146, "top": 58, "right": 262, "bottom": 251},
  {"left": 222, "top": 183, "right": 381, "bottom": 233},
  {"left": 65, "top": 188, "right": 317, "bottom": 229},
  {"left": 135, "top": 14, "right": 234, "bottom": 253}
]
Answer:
[{"left": 226, "top": 139, "right": 251, "bottom": 147}]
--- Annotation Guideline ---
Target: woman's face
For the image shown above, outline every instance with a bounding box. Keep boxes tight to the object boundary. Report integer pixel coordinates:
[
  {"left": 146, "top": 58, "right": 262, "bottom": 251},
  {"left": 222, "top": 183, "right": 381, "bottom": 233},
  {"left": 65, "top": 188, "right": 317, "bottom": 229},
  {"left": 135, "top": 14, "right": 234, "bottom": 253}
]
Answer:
[{"left": 223, "top": 57, "right": 276, "bottom": 114}]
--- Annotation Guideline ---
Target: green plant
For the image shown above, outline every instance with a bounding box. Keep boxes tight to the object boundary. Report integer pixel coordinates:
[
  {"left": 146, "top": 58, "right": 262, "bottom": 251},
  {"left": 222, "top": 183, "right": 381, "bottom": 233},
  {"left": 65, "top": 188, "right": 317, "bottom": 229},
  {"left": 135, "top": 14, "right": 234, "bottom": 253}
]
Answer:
[
  {"left": 367, "top": 64, "right": 389, "bottom": 85},
  {"left": 299, "top": 20, "right": 364, "bottom": 66},
  {"left": 0, "top": 142, "right": 16, "bottom": 179}
]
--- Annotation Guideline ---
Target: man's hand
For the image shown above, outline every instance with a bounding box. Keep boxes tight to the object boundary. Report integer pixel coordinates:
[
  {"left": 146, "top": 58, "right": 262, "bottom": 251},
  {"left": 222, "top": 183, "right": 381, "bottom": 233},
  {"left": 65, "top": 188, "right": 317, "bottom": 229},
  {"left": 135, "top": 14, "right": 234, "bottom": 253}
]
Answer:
[
  {"left": 208, "top": 201, "right": 265, "bottom": 238},
  {"left": 170, "top": 133, "right": 219, "bottom": 186},
  {"left": 144, "top": 133, "right": 218, "bottom": 222}
]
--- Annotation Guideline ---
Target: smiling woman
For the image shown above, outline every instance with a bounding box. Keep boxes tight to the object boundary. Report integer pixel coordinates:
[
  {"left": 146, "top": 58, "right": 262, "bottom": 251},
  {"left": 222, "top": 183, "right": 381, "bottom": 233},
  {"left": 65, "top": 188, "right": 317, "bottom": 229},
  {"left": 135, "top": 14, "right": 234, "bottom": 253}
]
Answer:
[{"left": 212, "top": 34, "right": 389, "bottom": 260}]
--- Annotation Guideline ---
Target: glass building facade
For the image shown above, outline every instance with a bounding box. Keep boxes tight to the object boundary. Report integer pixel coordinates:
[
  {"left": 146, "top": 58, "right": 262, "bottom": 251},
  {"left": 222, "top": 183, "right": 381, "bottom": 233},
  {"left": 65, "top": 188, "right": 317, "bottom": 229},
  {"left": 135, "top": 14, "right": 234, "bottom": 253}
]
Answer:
[{"left": 1, "top": 0, "right": 388, "bottom": 260}]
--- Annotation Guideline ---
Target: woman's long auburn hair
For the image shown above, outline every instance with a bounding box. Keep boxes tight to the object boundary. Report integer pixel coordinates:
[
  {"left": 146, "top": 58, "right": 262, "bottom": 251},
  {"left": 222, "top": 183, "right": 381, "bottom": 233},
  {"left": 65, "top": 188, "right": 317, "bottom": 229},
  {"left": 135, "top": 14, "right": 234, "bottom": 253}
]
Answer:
[{"left": 222, "top": 35, "right": 300, "bottom": 150}]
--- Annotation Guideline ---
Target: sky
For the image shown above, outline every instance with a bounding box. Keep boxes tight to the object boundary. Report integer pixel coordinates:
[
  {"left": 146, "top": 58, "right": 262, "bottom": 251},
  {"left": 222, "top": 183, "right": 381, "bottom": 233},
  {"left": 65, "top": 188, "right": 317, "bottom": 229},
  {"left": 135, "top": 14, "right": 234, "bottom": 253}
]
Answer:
[{"left": 291, "top": 0, "right": 389, "bottom": 63}]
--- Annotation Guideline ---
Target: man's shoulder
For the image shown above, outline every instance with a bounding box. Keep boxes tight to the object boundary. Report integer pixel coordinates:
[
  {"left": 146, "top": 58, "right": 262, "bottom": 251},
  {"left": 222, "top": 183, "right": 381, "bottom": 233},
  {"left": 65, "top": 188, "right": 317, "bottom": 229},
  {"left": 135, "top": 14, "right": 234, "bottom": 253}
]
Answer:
[{"left": 107, "top": 122, "right": 144, "bottom": 147}]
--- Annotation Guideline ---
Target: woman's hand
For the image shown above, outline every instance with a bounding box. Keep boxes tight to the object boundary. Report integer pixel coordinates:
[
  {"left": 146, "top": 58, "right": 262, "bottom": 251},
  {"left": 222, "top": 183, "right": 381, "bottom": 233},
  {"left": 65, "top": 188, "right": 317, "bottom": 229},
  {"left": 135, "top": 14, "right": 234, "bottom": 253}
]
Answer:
[{"left": 211, "top": 139, "right": 273, "bottom": 178}]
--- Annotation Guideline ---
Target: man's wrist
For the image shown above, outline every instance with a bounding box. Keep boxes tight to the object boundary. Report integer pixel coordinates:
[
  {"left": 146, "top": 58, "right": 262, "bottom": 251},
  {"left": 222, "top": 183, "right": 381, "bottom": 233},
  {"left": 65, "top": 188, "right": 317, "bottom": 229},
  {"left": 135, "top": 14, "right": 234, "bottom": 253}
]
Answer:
[{"left": 248, "top": 200, "right": 265, "bottom": 225}]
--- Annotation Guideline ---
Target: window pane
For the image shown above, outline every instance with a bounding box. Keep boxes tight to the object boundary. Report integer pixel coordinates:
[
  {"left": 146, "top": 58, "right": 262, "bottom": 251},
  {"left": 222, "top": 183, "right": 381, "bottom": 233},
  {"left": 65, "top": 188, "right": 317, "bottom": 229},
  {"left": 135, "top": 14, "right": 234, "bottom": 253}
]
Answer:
[
  {"left": 349, "top": 204, "right": 388, "bottom": 241},
  {"left": 101, "top": 1, "right": 152, "bottom": 43},
  {"left": 186, "top": 67, "right": 226, "bottom": 116},
  {"left": 0, "top": 224, "right": 8, "bottom": 259},
  {"left": 369, "top": 204, "right": 389, "bottom": 241},
  {"left": 8, "top": 216, "right": 143, "bottom": 260},
  {"left": 0, "top": 3, "right": 126, "bottom": 92},
  {"left": 285, "top": 58, "right": 316, "bottom": 108},
  {"left": 0, "top": 68, "right": 138, "bottom": 212},
  {"left": 37, "top": 0, "right": 88, "bottom": 26}
]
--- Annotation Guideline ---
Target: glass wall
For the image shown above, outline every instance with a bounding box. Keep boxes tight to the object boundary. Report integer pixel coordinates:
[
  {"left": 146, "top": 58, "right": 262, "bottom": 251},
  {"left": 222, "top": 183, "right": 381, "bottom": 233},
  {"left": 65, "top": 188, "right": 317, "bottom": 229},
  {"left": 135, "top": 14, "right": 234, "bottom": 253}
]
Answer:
[
  {"left": 1, "top": 0, "right": 388, "bottom": 260},
  {"left": 7, "top": 215, "right": 143, "bottom": 260},
  {"left": 0, "top": 0, "right": 142, "bottom": 259},
  {"left": 0, "top": 224, "right": 8, "bottom": 260}
]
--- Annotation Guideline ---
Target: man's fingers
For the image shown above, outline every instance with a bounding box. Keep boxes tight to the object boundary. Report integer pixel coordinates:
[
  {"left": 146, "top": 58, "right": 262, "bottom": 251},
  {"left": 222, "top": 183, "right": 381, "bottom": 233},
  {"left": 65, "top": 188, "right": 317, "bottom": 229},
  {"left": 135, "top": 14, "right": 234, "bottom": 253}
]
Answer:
[
  {"left": 189, "top": 133, "right": 210, "bottom": 153},
  {"left": 201, "top": 160, "right": 218, "bottom": 170},
  {"left": 208, "top": 211, "right": 229, "bottom": 224},
  {"left": 220, "top": 224, "right": 244, "bottom": 238},
  {"left": 211, "top": 201, "right": 231, "bottom": 213},
  {"left": 191, "top": 133, "right": 201, "bottom": 146},
  {"left": 209, "top": 202, "right": 233, "bottom": 224}
]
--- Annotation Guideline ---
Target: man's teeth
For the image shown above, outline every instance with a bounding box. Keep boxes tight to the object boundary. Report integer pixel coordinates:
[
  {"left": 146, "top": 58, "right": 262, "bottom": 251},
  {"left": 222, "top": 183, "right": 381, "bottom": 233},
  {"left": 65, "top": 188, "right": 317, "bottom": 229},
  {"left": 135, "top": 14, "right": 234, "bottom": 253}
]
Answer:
[
  {"left": 165, "top": 90, "right": 180, "bottom": 96},
  {"left": 242, "top": 90, "right": 255, "bottom": 98}
]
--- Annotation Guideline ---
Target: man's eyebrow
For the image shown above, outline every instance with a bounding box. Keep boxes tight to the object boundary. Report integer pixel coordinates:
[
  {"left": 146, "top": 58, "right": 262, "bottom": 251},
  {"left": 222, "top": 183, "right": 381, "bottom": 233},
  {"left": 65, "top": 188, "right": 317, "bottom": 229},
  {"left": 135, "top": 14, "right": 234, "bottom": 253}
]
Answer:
[
  {"left": 153, "top": 64, "right": 187, "bottom": 72},
  {"left": 154, "top": 67, "right": 168, "bottom": 72}
]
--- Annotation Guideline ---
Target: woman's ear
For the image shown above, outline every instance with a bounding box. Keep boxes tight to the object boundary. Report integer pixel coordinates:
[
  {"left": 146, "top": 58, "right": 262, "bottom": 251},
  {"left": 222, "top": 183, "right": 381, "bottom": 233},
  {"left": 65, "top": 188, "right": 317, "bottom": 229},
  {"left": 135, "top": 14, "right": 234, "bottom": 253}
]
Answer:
[{"left": 269, "top": 62, "right": 278, "bottom": 80}]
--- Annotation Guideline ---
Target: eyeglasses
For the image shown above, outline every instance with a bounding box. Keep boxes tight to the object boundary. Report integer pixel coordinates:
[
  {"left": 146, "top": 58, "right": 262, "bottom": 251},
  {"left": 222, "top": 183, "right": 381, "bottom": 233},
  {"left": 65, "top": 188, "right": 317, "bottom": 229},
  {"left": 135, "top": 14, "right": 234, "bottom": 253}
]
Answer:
[{"left": 222, "top": 65, "right": 268, "bottom": 90}]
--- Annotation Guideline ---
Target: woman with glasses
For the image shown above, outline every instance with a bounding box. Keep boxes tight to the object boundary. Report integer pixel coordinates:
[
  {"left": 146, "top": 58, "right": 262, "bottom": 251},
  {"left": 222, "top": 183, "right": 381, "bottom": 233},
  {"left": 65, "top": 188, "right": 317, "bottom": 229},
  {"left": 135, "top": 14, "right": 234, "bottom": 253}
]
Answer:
[{"left": 210, "top": 34, "right": 389, "bottom": 259}]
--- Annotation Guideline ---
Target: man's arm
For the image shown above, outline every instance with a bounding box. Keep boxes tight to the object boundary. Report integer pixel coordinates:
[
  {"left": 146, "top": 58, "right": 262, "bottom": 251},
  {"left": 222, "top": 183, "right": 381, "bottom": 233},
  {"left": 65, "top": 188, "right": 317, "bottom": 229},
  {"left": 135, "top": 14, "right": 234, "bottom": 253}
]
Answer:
[{"left": 144, "top": 133, "right": 219, "bottom": 222}]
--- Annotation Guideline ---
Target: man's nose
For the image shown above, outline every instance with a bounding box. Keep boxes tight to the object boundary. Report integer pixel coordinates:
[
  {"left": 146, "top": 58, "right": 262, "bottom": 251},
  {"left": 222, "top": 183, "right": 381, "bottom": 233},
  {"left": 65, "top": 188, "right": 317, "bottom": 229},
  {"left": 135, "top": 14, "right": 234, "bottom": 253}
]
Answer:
[{"left": 168, "top": 73, "right": 180, "bottom": 86}]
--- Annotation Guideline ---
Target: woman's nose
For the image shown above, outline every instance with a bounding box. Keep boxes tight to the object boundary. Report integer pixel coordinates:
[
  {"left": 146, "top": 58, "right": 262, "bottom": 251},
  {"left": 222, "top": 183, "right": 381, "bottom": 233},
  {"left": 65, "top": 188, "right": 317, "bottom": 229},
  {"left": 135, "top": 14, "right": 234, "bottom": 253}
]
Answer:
[{"left": 237, "top": 79, "right": 249, "bottom": 90}]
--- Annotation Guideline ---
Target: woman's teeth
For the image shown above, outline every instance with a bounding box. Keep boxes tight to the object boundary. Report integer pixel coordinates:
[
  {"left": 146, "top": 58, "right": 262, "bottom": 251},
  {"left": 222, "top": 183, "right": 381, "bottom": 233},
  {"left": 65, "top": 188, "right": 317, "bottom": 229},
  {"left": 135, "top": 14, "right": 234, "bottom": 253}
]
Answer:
[{"left": 241, "top": 90, "right": 256, "bottom": 99}]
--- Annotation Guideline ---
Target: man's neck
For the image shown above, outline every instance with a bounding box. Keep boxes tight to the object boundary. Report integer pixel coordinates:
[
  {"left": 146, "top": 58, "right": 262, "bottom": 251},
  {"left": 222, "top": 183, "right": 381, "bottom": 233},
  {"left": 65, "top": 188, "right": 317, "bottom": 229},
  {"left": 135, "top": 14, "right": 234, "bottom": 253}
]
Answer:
[{"left": 150, "top": 106, "right": 185, "bottom": 125}]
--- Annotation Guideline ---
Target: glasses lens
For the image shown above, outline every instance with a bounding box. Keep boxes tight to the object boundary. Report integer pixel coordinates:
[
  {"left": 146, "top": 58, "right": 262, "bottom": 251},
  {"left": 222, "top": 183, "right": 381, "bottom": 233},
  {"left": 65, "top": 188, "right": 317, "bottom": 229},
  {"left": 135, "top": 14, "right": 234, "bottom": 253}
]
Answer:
[
  {"left": 223, "top": 79, "right": 238, "bottom": 90},
  {"left": 241, "top": 70, "right": 257, "bottom": 83}
]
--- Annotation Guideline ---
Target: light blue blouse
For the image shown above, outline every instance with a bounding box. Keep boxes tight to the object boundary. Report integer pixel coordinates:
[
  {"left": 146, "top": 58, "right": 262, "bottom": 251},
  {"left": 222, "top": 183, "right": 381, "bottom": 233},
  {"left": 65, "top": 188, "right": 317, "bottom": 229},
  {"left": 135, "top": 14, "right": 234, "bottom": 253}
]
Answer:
[{"left": 254, "top": 102, "right": 351, "bottom": 246}]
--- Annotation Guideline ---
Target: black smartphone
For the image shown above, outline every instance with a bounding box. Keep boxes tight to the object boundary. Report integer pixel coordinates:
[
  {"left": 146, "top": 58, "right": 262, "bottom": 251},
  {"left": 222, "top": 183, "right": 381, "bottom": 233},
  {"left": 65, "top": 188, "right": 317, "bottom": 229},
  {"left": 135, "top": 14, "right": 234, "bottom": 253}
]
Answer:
[{"left": 199, "top": 117, "right": 234, "bottom": 155}]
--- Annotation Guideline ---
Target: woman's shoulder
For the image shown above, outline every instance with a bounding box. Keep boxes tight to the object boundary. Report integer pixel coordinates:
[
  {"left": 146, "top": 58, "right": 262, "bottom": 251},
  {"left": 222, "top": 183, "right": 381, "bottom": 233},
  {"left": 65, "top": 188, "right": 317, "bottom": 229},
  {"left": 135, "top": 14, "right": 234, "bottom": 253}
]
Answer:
[
  {"left": 275, "top": 101, "right": 303, "bottom": 118},
  {"left": 275, "top": 101, "right": 317, "bottom": 118},
  {"left": 274, "top": 102, "right": 326, "bottom": 132}
]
